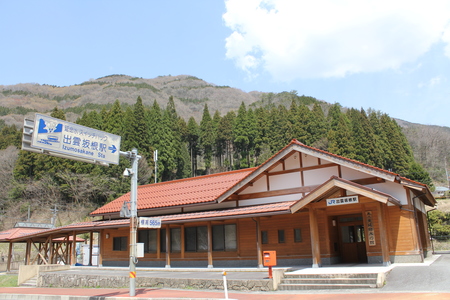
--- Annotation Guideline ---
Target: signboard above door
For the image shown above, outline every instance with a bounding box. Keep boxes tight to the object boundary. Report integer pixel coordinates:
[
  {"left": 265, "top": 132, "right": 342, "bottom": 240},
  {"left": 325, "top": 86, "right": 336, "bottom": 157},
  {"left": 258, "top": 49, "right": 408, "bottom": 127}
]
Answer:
[{"left": 326, "top": 195, "right": 359, "bottom": 206}]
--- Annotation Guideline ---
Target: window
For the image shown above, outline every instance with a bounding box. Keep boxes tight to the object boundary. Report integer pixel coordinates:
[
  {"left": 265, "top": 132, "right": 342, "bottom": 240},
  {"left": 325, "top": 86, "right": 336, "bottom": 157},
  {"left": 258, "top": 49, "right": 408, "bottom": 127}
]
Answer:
[
  {"left": 261, "top": 231, "right": 268, "bottom": 244},
  {"left": 113, "top": 236, "right": 127, "bottom": 251},
  {"left": 294, "top": 228, "right": 302, "bottom": 243},
  {"left": 171, "top": 228, "right": 181, "bottom": 252},
  {"left": 212, "top": 224, "right": 236, "bottom": 251},
  {"left": 138, "top": 229, "right": 157, "bottom": 253},
  {"left": 278, "top": 229, "right": 285, "bottom": 243},
  {"left": 185, "top": 226, "right": 208, "bottom": 252}
]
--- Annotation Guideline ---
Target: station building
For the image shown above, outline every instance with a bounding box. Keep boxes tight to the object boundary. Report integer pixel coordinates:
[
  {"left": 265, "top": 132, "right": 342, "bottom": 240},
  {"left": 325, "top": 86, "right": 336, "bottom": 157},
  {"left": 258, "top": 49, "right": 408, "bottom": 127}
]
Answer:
[{"left": 1, "top": 139, "right": 436, "bottom": 269}]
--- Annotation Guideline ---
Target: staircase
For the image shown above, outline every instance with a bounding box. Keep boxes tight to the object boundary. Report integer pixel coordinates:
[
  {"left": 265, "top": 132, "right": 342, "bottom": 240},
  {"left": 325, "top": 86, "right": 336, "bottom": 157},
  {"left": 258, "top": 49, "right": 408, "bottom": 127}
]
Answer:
[
  {"left": 278, "top": 272, "right": 381, "bottom": 290},
  {"left": 20, "top": 275, "right": 37, "bottom": 287}
]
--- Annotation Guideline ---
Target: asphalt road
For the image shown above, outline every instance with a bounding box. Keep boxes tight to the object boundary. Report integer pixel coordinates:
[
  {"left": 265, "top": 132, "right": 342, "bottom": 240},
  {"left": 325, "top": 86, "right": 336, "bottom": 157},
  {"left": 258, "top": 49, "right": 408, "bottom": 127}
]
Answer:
[
  {"left": 381, "top": 253, "right": 450, "bottom": 293},
  {"left": 1, "top": 254, "right": 450, "bottom": 299}
]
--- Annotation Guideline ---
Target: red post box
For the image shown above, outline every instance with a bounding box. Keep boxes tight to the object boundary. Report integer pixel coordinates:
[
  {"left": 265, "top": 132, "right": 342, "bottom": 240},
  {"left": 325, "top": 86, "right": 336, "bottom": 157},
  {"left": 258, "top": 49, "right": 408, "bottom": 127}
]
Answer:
[
  {"left": 263, "top": 251, "right": 276, "bottom": 279},
  {"left": 263, "top": 251, "right": 276, "bottom": 267}
]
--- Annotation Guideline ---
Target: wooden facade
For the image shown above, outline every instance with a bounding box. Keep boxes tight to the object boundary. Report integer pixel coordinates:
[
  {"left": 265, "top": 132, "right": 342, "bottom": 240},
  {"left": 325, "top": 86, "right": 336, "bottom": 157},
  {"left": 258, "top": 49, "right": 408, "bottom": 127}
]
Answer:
[{"left": 3, "top": 140, "right": 436, "bottom": 269}]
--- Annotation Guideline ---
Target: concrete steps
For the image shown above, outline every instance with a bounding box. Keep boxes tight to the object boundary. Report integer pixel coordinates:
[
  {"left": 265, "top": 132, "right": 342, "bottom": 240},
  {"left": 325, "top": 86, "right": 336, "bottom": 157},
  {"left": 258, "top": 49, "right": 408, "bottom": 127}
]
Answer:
[
  {"left": 20, "top": 275, "right": 37, "bottom": 287},
  {"left": 278, "top": 272, "right": 380, "bottom": 290}
]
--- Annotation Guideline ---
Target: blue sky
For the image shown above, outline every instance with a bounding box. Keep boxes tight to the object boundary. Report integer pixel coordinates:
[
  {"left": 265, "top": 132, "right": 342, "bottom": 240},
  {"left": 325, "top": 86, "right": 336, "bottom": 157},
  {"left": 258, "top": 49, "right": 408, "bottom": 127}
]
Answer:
[{"left": 1, "top": 0, "right": 450, "bottom": 127}]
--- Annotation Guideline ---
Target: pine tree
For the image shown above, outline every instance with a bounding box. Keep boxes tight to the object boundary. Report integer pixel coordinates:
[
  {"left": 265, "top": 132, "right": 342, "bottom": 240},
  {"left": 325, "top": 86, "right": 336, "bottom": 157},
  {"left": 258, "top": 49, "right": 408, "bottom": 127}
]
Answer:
[
  {"left": 164, "top": 96, "right": 190, "bottom": 180},
  {"left": 289, "top": 102, "right": 311, "bottom": 145},
  {"left": 122, "top": 97, "right": 151, "bottom": 159},
  {"left": 267, "top": 105, "right": 292, "bottom": 152},
  {"left": 368, "top": 110, "right": 392, "bottom": 169},
  {"left": 187, "top": 116, "right": 200, "bottom": 176},
  {"left": 212, "top": 110, "right": 223, "bottom": 167},
  {"left": 199, "top": 104, "right": 214, "bottom": 174},
  {"left": 233, "top": 102, "right": 250, "bottom": 168},
  {"left": 327, "top": 113, "right": 355, "bottom": 159},
  {"left": 380, "top": 114, "right": 412, "bottom": 175},
  {"left": 148, "top": 100, "right": 176, "bottom": 182},
  {"left": 253, "top": 107, "right": 268, "bottom": 161},
  {"left": 308, "top": 103, "right": 328, "bottom": 148},
  {"left": 103, "top": 100, "right": 124, "bottom": 136},
  {"left": 217, "top": 111, "right": 235, "bottom": 170}
]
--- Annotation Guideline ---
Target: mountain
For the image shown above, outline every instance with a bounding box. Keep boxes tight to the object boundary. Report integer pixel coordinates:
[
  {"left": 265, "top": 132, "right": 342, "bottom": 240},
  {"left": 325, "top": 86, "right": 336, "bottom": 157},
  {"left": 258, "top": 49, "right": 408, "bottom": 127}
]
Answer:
[
  {"left": 396, "top": 119, "right": 450, "bottom": 186},
  {"left": 1, "top": 74, "right": 449, "bottom": 185},
  {"left": 0, "top": 74, "right": 262, "bottom": 125}
]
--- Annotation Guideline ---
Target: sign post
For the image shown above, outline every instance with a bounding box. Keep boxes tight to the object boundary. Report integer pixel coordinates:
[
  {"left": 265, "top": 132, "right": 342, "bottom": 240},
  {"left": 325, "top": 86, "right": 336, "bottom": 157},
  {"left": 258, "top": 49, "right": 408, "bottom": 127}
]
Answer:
[
  {"left": 22, "top": 114, "right": 142, "bottom": 297},
  {"left": 120, "top": 148, "right": 140, "bottom": 297}
]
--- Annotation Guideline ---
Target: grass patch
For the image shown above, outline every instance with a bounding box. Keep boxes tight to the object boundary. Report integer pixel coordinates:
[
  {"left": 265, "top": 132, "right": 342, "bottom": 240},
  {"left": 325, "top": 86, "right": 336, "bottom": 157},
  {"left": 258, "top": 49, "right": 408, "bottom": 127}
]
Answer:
[{"left": 0, "top": 275, "right": 18, "bottom": 287}]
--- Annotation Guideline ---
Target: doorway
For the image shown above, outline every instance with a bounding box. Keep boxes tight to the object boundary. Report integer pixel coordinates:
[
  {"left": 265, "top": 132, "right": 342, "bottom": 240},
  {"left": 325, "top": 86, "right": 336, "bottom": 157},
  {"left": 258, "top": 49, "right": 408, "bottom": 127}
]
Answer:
[{"left": 338, "top": 214, "right": 367, "bottom": 263}]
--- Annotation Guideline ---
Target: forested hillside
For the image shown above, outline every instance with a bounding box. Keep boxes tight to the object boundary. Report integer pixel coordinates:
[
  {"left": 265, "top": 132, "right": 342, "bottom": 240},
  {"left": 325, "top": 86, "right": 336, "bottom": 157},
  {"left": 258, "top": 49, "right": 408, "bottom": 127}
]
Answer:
[{"left": 0, "top": 74, "right": 447, "bottom": 230}]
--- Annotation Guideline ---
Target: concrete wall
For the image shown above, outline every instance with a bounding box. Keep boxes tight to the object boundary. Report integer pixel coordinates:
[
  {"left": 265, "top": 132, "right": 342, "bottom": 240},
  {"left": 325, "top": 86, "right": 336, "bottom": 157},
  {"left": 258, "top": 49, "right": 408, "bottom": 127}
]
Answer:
[
  {"left": 39, "top": 272, "right": 275, "bottom": 291},
  {"left": 18, "top": 264, "right": 70, "bottom": 285}
]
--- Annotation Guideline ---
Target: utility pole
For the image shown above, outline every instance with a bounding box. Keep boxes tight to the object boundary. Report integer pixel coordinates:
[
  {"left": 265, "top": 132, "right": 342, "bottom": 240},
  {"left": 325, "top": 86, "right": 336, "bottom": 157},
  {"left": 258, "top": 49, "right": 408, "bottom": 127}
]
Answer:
[
  {"left": 50, "top": 204, "right": 58, "bottom": 226},
  {"left": 445, "top": 158, "right": 449, "bottom": 189},
  {"left": 120, "top": 148, "right": 141, "bottom": 297},
  {"left": 154, "top": 149, "right": 158, "bottom": 183}
]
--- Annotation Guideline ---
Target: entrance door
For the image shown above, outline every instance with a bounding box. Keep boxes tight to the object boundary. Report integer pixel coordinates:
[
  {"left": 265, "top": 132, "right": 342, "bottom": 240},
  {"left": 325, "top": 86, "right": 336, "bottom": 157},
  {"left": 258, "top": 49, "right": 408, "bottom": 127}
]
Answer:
[{"left": 338, "top": 214, "right": 367, "bottom": 263}]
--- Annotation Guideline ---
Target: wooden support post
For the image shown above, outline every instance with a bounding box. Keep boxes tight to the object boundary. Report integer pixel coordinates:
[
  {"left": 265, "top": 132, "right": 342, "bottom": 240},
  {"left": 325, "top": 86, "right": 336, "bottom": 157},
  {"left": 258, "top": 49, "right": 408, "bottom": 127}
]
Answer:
[
  {"left": 309, "top": 208, "right": 321, "bottom": 268},
  {"left": 377, "top": 203, "right": 391, "bottom": 266},
  {"left": 207, "top": 221, "right": 213, "bottom": 268},
  {"left": 181, "top": 225, "right": 185, "bottom": 259},
  {"left": 165, "top": 225, "right": 170, "bottom": 268},
  {"left": 71, "top": 231, "right": 77, "bottom": 265},
  {"left": 156, "top": 229, "right": 161, "bottom": 259},
  {"left": 25, "top": 239, "right": 31, "bottom": 265},
  {"left": 6, "top": 242, "right": 12, "bottom": 272},
  {"left": 98, "top": 230, "right": 103, "bottom": 267},
  {"left": 256, "top": 217, "right": 263, "bottom": 268},
  {"left": 89, "top": 231, "right": 94, "bottom": 266},
  {"left": 65, "top": 234, "right": 70, "bottom": 265},
  {"left": 49, "top": 235, "right": 54, "bottom": 264},
  {"left": 38, "top": 243, "right": 42, "bottom": 265}
]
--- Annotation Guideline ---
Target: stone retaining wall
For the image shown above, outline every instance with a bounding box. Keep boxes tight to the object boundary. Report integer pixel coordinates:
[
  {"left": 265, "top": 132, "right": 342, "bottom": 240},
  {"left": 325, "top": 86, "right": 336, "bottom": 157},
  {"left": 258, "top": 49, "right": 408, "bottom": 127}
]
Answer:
[{"left": 39, "top": 273, "right": 274, "bottom": 291}]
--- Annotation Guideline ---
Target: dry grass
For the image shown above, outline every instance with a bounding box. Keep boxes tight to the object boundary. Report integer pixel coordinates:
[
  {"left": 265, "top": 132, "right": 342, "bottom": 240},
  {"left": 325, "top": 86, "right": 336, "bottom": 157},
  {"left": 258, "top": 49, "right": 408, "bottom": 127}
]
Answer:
[{"left": 436, "top": 199, "right": 450, "bottom": 213}]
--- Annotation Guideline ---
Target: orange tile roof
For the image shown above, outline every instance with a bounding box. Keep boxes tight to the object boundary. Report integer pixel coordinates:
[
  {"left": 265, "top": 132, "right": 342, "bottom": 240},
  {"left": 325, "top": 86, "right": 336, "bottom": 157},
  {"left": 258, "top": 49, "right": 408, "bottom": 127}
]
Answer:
[
  {"left": 0, "top": 228, "right": 42, "bottom": 241},
  {"left": 9, "top": 202, "right": 294, "bottom": 242},
  {"left": 160, "top": 201, "right": 295, "bottom": 222},
  {"left": 90, "top": 168, "right": 255, "bottom": 216}
]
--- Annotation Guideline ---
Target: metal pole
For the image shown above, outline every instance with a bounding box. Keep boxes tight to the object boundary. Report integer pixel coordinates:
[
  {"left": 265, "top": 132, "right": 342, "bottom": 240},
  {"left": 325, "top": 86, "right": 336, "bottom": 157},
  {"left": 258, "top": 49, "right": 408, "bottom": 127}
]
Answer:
[
  {"left": 120, "top": 149, "right": 141, "bottom": 297},
  {"left": 129, "top": 148, "right": 139, "bottom": 297}
]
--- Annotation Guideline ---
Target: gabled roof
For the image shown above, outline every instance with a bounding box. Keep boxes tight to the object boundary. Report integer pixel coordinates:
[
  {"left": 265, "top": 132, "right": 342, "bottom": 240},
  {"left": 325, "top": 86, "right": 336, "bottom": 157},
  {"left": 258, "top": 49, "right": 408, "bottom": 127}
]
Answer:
[
  {"left": 0, "top": 227, "right": 42, "bottom": 241},
  {"left": 91, "top": 168, "right": 255, "bottom": 216},
  {"left": 92, "top": 139, "right": 436, "bottom": 218},
  {"left": 216, "top": 139, "right": 435, "bottom": 207},
  {"left": 290, "top": 176, "right": 402, "bottom": 213}
]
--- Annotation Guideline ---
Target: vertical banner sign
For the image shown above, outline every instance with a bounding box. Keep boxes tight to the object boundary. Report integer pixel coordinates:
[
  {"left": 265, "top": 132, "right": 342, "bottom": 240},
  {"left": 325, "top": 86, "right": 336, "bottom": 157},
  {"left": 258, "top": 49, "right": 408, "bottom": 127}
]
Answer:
[
  {"left": 366, "top": 211, "right": 376, "bottom": 246},
  {"left": 31, "top": 113, "right": 121, "bottom": 165}
]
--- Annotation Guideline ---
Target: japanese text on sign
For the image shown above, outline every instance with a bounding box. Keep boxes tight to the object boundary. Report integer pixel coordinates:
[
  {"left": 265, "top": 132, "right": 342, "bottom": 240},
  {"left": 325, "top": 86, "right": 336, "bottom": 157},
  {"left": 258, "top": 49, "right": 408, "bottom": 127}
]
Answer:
[
  {"left": 326, "top": 195, "right": 359, "bottom": 206},
  {"left": 31, "top": 113, "right": 121, "bottom": 165},
  {"left": 366, "top": 210, "right": 376, "bottom": 246},
  {"left": 138, "top": 217, "right": 162, "bottom": 228}
]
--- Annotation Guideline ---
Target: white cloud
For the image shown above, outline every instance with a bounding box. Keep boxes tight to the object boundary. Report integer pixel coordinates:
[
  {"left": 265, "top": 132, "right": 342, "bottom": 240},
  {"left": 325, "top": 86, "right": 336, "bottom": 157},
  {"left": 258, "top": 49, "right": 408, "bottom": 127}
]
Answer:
[
  {"left": 418, "top": 76, "right": 445, "bottom": 88},
  {"left": 223, "top": 0, "right": 450, "bottom": 81}
]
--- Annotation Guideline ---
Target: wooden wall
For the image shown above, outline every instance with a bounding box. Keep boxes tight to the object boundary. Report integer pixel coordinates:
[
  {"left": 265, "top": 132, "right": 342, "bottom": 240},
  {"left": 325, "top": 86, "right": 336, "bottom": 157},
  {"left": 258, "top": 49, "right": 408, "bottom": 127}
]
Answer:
[{"left": 100, "top": 198, "right": 425, "bottom": 265}]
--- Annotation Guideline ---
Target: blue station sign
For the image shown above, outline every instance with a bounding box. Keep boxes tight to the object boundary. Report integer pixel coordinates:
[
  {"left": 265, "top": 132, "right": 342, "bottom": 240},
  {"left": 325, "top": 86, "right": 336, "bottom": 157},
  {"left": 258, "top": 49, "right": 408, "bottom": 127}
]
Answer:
[{"left": 30, "top": 113, "right": 121, "bottom": 165}]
